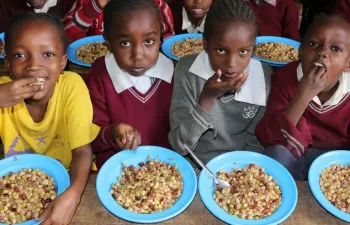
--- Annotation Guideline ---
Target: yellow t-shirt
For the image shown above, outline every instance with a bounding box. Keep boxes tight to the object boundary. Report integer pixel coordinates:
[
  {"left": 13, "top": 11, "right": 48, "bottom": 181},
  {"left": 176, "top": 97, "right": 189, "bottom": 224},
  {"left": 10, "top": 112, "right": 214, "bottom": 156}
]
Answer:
[{"left": 0, "top": 72, "right": 100, "bottom": 169}]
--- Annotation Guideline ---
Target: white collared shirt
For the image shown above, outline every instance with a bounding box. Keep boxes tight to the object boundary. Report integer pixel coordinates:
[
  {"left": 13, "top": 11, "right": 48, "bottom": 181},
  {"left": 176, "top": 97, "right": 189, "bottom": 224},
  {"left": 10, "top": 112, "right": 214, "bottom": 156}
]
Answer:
[
  {"left": 297, "top": 63, "right": 350, "bottom": 107},
  {"left": 28, "top": 0, "right": 58, "bottom": 13},
  {"left": 182, "top": 8, "right": 206, "bottom": 34},
  {"left": 189, "top": 52, "right": 267, "bottom": 106},
  {"left": 105, "top": 53, "right": 174, "bottom": 94}
]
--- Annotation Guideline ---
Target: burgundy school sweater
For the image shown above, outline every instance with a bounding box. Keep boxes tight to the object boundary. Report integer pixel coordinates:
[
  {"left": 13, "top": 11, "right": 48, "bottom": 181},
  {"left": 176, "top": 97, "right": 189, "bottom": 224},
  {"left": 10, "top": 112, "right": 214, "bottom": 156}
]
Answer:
[
  {"left": 0, "top": 0, "right": 74, "bottom": 33},
  {"left": 86, "top": 57, "right": 173, "bottom": 169},
  {"left": 255, "top": 61, "right": 350, "bottom": 159}
]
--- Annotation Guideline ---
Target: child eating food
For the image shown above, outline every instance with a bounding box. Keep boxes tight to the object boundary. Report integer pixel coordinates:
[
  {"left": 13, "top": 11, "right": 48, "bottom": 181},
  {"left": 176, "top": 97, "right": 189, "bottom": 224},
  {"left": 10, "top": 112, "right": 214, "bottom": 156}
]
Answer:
[
  {"left": 87, "top": 0, "right": 174, "bottom": 169},
  {"left": 0, "top": 12, "right": 99, "bottom": 224},
  {"left": 256, "top": 14, "right": 350, "bottom": 180}
]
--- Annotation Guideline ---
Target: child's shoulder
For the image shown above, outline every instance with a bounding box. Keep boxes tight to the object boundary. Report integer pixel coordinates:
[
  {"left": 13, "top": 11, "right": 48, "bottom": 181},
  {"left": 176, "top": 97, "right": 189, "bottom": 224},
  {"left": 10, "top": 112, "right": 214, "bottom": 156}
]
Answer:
[
  {"left": 58, "top": 71, "right": 87, "bottom": 92},
  {"left": 273, "top": 61, "right": 300, "bottom": 87}
]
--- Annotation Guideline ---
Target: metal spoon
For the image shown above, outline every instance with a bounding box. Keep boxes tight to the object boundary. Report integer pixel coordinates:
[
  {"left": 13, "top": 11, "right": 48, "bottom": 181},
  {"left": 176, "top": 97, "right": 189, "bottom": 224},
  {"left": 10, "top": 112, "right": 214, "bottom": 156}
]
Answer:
[{"left": 184, "top": 144, "right": 230, "bottom": 190}]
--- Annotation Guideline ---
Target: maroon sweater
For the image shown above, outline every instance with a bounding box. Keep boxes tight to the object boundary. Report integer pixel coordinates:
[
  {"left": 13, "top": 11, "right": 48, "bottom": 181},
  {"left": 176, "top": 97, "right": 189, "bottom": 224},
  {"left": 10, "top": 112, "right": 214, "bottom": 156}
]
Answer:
[
  {"left": 86, "top": 57, "right": 173, "bottom": 169},
  {"left": 256, "top": 62, "right": 350, "bottom": 159},
  {"left": 169, "top": 0, "right": 299, "bottom": 40},
  {"left": 0, "top": 0, "right": 74, "bottom": 33},
  {"left": 335, "top": 0, "right": 350, "bottom": 23}
]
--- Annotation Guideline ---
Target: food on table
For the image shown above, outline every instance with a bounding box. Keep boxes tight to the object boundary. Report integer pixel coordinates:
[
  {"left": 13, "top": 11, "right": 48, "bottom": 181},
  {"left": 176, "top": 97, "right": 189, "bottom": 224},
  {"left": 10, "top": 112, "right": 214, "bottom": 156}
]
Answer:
[
  {"left": 214, "top": 163, "right": 282, "bottom": 220},
  {"left": 0, "top": 169, "right": 56, "bottom": 224},
  {"left": 110, "top": 157, "right": 183, "bottom": 214},
  {"left": 171, "top": 38, "right": 203, "bottom": 59},
  {"left": 76, "top": 42, "right": 110, "bottom": 64},
  {"left": 320, "top": 164, "right": 350, "bottom": 213},
  {"left": 254, "top": 42, "right": 298, "bottom": 62}
]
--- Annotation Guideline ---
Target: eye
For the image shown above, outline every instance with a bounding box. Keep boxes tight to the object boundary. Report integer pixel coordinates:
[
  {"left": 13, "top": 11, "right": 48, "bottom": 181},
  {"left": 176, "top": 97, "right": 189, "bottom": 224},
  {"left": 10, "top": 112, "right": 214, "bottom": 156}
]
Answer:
[
  {"left": 240, "top": 49, "right": 249, "bottom": 55},
  {"left": 43, "top": 52, "right": 55, "bottom": 58},
  {"left": 12, "top": 53, "right": 25, "bottom": 58},
  {"left": 120, "top": 41, "right": 131, "bottom": 47},
  {"left": 331, "top": 46, "right": 342, "bottom": 52},
  {"left": 308, "top": 41, "right": 317, "bottom": 47},
  {"left": 216, "top": 48, "right": 225, "bottom": 54},
  {"left": 145, "top": 39, "right": 155, "bottom": 45}
]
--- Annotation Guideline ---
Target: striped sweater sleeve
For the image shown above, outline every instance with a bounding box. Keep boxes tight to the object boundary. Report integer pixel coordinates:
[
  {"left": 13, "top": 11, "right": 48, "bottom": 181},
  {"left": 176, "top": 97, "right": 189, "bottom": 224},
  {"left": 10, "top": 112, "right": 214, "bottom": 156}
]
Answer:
[
  {"left": 156, "top": 0, "right": 175, "bottom": 40},
  {"left": 62, "top": 0, "right": 103, "bottom": 43}
]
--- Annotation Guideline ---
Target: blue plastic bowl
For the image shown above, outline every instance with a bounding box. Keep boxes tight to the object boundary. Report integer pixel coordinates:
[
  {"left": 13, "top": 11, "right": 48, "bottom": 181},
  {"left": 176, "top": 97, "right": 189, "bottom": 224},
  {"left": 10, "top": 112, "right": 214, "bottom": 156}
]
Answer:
[
  {"left": 161, "top": 33, "right": 203, "bottom": 61},
  {"left": 67, "top": 35, "right": 105, "bottom": 67},
  {"left": 0, "top": 154, "right": 70, "bottom": 225},
  {"left": 0, "top": 32, "right": 4, "bottom": 59},
  {"left": 309, "top": 150, "right": 350, "bottom": 223},
  {"left": 96, "top": 146, "right": 197, "bottom": 223},
  {"left": 253, "top": 36, "right": 301, "bottom": 67},
  {"left": 198, "top": 151, "right": 298, "bottom": 225}
]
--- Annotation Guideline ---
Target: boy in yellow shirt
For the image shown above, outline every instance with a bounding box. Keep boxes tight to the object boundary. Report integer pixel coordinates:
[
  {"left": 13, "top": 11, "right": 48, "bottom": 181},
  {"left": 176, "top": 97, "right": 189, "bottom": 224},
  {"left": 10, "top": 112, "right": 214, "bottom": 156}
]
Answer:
[{"left": 0, "top": 12, "right": 99, "bottom": 225}]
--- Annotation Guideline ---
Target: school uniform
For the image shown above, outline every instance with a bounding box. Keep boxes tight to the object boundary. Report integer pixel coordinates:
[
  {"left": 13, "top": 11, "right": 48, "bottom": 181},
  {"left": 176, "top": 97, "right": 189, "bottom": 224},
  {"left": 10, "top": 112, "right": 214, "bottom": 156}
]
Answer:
[
  {"left": 0, "top": 0, "right": 74, "bottom": 33},
  {"left": 169, "top": 52, "right": 272, "bottom": 165},
  {"left": 86, "top": 53, "right": 174, "bottom": 169},
  {"left": 255, "top": 61, "right": 350, "bottom": 180}
]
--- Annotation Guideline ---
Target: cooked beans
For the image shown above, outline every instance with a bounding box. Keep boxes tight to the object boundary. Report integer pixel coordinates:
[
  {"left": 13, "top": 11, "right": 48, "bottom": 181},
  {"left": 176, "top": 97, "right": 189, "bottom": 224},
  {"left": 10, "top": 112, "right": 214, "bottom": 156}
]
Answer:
[
  {"left": 110, "top": 158, "right": 183, "bottom": 214},
  {"left": 214, "top": 164, "right": 282, "bottom": 220},
  {"left": 76, "top": 42, "right": 110, "bottom": 64},
  {"left": 0, "top": 169, "right": 56, "bottom": 224},
  {"left": 171, "top": 38, "right": 203, "bottom": 59},
  {"left": 320, "top": 164, "right": 350, "bottom": 213},
  {"left": 254, "top": 42, "right": 298, "bottom": 62}
]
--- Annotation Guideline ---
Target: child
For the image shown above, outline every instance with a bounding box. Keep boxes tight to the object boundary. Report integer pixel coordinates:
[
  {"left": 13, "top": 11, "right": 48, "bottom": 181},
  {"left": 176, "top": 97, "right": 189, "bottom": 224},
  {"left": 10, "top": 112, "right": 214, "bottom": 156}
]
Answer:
[
  {"left": 168, "top": 0, "right": 213, "bottom": 34},
  {"left": 0, "top": 0, "right": 75, "bottom": 33},
  {"left": 169, "top": 0, "right": 272, "bottom": 166},
  {"left": 62, "top": 0, "right": 174, "bottom": 42},
  {"left": 0, "top": 12, "right": 99, "bottom": 224},
  {"left": 255, "top": 14, "right": 350, "bottom": 180},
  {"left": 87, "top": 0, "right": 174, "bottom": 169},
  {"left": 244, "top": 0, "right": 300, "bottom": 41}
]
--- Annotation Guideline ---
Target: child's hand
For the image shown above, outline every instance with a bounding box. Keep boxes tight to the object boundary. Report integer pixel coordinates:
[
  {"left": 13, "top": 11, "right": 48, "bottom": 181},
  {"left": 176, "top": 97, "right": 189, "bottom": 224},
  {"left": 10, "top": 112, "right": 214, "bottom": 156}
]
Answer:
[
  {"left": 298, "top": 64, "right": 327, "bottom": 99},
  {"left": 0, "top": 77, "right": 43, "bottom": 108},
  {"left": 199, "top": 69, "right": 248, "bottom": 112},
  {"left": 36, "top": 188, "right": 80, "bottom": 225},
  {"left": 111, "top": 123, "right": 142, "bottom": 150}
]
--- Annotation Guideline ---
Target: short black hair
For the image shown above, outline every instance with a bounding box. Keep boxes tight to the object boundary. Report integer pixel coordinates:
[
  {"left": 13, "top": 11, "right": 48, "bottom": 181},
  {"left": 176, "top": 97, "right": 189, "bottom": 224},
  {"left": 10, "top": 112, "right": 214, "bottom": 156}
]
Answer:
[
  {"left": 5, "top": 12, "right": 68, "bottom": 54},
  {"left": 203, "top": 0, "right": 258, "bottom": 40},
  {"left": 103, "top": 0, "right": 163, "bottom": 39}
]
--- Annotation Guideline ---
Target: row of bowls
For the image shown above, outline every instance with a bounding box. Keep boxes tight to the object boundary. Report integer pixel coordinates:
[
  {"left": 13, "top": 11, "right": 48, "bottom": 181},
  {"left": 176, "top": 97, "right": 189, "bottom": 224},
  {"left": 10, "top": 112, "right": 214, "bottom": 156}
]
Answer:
[{"left": 1, "top": 147, "right": 349, "bottom": 225}]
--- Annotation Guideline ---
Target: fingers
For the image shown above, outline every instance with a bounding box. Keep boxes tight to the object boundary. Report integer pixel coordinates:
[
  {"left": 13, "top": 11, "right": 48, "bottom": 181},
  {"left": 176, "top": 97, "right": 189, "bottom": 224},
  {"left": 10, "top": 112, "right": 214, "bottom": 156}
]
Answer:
[
  {"left": 15, "top": 77, "right": 41, "bottom": 87},
  {"left": 230, "top": 72, "right": 249, "bottom": 90},
  {"left": 17, "top": 84, "right": 43, "bottom": 95},
  {"left": 36, "top": 204, "right": 52, "bottom": 222},
  {"left": 215, "top": 69, "right": 222, "bottom": 82}
]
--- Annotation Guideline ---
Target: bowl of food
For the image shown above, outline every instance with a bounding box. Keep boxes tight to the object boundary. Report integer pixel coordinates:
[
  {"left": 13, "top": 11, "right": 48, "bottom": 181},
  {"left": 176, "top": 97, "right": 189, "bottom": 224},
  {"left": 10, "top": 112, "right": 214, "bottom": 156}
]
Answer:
[
  {"left": 161, "top": 34, "right": 203, "bottom": 61},
  {"left": 67, "top": 35, "right": 110, "bottom": 67},
  {"left": 198, "top": 151, "right": 297, "bottom": 225},
  {"left": 253, "top": 36, "right": 300, "bottom": 67},
  {"left": 309, "top": 150, "right": 350, "bottom": 223},
  {"left": 0, "top": 154, "right": 70, "bottom": 225},
  {"left": 96, "top": 146, "right": 197, "bottom": 223},
  {"left": 0, "top": 32, "right": 5, "bottom": 59}
]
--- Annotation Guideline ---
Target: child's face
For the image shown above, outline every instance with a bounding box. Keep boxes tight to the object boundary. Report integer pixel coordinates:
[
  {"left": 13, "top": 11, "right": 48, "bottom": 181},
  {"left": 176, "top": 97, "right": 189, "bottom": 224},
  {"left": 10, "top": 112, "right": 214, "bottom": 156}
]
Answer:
[
  {"left": 105, "top": 9, "right": 161, "bottom": 77},
  {"left": 183, "top": 0, "right": 213, "bottom": 20},
  {"left": 204, "top": 20, "right": 255, "bottom": 80},
  {"left": 300, "top": 18, "right": 350, "bottom": 91},
  {"left": 5, "top": 20, "right": 67, "bottom": 102}
]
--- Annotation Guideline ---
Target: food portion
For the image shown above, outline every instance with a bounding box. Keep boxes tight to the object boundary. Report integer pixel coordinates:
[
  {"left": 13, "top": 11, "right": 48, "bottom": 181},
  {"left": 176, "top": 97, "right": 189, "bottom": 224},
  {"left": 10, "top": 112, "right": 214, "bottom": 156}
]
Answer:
[
  {"left": 214, "top": 164, "right": 282, "bottom": 220},
  {"left": 110, "top": 157, "right": 183, "bottom": 214},
  {"left": 0, "top": 169, "right": 56, "bottom": 224},
  {"left": 320, "top": 164, "right": 350, "bottom": 213},
  {"left": 28, "top": 77, "right": 46, "bottom": 87},
  {"left": 76, "top": 42, "right": 110, "bottom": 64},
  {"left": 171, "top": 38, "right": 203, "bottom": 59},
  {"left": 254, "top": 42, "right": 298, "bottom": 62}
]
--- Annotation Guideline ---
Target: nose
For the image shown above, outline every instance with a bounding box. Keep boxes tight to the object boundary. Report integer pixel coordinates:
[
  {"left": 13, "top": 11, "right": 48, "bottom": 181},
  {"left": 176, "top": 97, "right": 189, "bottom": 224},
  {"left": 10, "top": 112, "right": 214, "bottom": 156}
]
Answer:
[
  {"left": 225, "top": 54, "right": 238, "bottom": 68},
  {"left": 131, "top": 44, "right": 144, "bottom": 62},
  {"left": 26, "top": 55, "right": 42, "bottom": 72},
  {"left": 316, "top": 45, "right": 329, "bottom": 59}
]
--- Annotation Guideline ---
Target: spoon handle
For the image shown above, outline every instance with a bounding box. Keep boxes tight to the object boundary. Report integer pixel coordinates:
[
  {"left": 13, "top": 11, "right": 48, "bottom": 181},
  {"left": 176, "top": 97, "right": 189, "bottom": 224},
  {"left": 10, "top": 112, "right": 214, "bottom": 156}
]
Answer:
[{"left": 184, "top": 144, "right": 217, "bottom": 181}]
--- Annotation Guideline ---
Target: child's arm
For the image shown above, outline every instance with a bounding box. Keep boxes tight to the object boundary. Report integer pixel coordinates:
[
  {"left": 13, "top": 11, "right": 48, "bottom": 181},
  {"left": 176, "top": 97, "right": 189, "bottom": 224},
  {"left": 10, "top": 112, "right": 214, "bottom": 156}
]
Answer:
[
  {"left": 156, "top": 0, "right": 175, "bottom": 40},
  {"left": 37, "top": 145, "right": 92, "bottom": 225},
  {"left": 281, "top": 0, "right": 300, "bottom": 41},
  {"left": 62, "top": 0, "right": 106, "bottom": 43}
]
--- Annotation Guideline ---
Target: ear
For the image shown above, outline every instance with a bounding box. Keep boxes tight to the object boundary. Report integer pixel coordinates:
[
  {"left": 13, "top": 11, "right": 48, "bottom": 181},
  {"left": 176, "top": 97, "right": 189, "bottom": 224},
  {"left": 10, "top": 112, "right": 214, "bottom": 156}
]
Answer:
[
  {"left": 344, "top": 57, "right": 350, "bottom": 72},
  {"left": 104, "top": 39, "right": 112, "bottom": 50},
  {"left": 60, "top": 54, "right": 68, "bottom": 72}
]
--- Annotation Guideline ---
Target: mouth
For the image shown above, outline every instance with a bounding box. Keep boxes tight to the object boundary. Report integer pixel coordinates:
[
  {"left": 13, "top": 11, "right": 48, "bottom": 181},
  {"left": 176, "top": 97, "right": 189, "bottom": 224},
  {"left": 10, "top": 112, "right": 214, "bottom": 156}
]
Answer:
[
  {"left": 27, "top": 77, "right": 48, "bottom": 87},
  {"left": 190, "top": 8, "right": 206, "bottom": 16},
  {"left": 130, "top": 67, "right": 147, "bottom": 73},
  {"left": 313, "top": 61, "right": 327, "bottom": 71},
  {"left": 29, "top": 0, "right": 46, "bottom": 8}
]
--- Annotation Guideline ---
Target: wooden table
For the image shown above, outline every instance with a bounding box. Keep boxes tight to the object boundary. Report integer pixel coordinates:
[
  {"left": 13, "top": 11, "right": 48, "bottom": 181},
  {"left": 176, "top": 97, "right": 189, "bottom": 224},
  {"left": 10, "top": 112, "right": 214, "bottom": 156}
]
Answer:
[{"left": 71, "top": 174, "right": 349, "bottom": 225}]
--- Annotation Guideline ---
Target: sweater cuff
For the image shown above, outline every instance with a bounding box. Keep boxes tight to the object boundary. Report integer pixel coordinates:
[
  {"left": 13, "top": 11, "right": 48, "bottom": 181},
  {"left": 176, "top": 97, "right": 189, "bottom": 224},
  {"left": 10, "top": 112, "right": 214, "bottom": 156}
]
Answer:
[
  {"left": 101, "top": 125, "right": 119, "bottom": 151},
  {"left": 192, "top": 104, "right": 217, "bottom": 137}
]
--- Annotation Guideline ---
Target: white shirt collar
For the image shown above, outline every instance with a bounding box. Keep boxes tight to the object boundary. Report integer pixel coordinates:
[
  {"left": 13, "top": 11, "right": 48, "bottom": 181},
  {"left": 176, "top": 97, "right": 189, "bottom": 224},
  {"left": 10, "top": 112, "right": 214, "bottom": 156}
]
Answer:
[
  {"left": 182, "top": 8, "right": 206, "bottom": 33},
  {"left": 28, "top": 0, "right": 58, "bottom": 13},
  {"left": 297, "top": 63, "right": 350, "bottom": 106},
  {"left": 189, "top": 52, "right": 267, "bottom": 106},
  {"left": 105, "top": 52, "right": 174, "bottom": 94}
]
